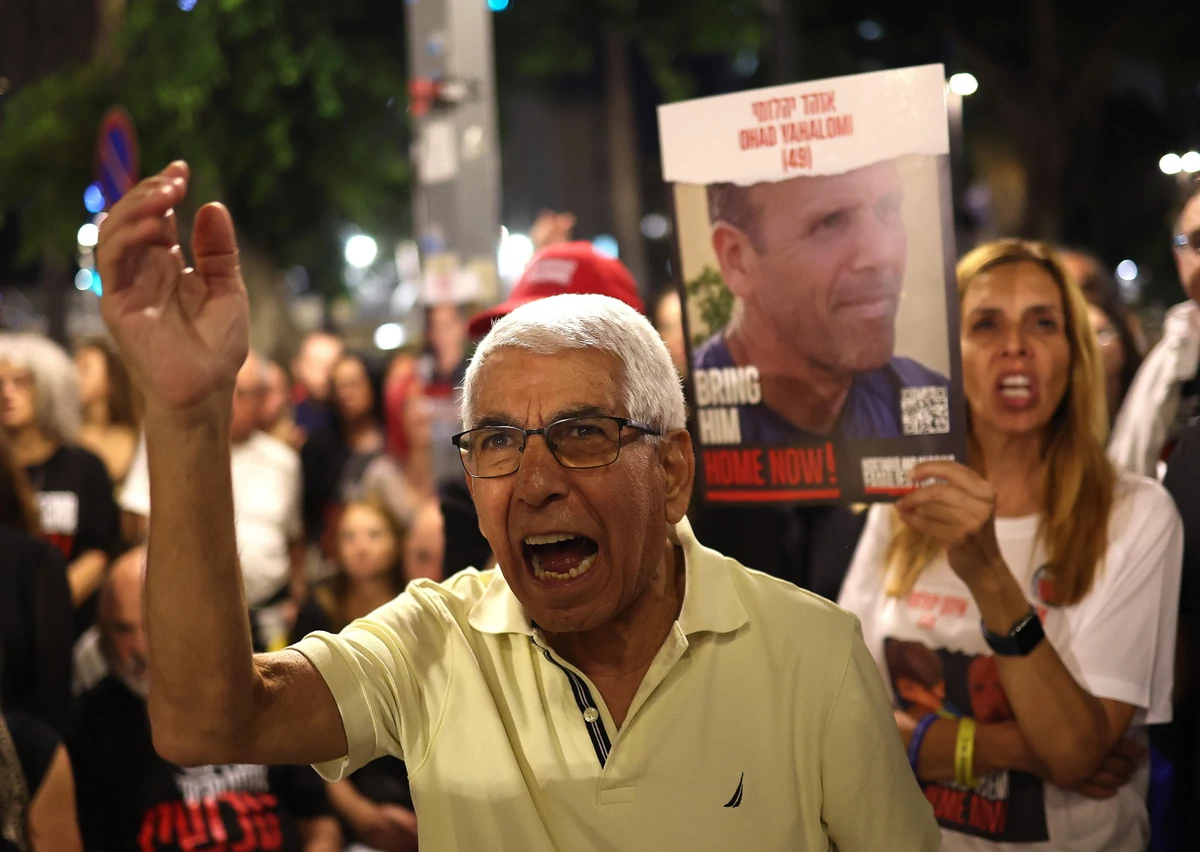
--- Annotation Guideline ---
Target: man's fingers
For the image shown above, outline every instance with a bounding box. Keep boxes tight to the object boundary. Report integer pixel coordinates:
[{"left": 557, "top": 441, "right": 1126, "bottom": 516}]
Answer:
[
  {"left": 97, "top": 219, "right": 160, "bottom": 281},
  {"left": 99, "top": 175, "right": 187, "bottom": 245},
  {"left": 191, "top": 202, "right": 240, "bottom": 281},
  {"left": 161, "top": 160, "right": 190, "bottom": 182},
  {"left": 160, "top": 208, "right": 180, "bottom": 249}
]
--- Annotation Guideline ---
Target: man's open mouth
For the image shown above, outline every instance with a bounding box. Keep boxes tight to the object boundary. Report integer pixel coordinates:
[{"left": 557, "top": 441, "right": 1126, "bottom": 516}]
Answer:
[{"left": 522, "top": 533, "right": 600, "bottom": 581}]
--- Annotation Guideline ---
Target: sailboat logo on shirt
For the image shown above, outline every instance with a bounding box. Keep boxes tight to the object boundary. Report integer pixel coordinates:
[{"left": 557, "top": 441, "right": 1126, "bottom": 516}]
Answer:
[{"left": 723, "top": 773, "right": 744, "bottom": 808}]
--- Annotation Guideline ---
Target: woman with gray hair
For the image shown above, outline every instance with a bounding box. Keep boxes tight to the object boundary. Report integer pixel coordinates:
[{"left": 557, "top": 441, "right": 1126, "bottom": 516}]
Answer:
[{"left": 0, "top": 333, "right": 120, "bottom": 638}]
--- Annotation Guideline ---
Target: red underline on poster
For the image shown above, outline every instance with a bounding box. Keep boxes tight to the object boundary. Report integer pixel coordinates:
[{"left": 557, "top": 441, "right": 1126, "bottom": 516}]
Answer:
[
  {"left": 863, "top": 487, "right": 918, "bottom": 497},
  {"left": 707, "top": 488, "right": 843, "bottom": 502}
]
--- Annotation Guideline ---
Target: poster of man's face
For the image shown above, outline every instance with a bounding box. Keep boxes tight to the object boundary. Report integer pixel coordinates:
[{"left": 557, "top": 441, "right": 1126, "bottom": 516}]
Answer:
[
  {"left": 709, "top": 159, "right": 908, "bottom": 375},
  {"left": 661, "top": 65, "right": 966, "bottom": 505}
]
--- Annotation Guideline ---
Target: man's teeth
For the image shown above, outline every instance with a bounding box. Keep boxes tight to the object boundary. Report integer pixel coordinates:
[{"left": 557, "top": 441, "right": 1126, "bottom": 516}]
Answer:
[
  {"left": 524, "top": 533, "right": 579, "bottom": 546},
  {"left": 531, "top": 552, "right": 596, "bottom": 581}
]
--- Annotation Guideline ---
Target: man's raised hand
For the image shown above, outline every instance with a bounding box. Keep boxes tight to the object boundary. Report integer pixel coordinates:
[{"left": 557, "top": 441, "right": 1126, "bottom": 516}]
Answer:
[{"left": 97, "top": 161, "right": 250, "bottom": 419}]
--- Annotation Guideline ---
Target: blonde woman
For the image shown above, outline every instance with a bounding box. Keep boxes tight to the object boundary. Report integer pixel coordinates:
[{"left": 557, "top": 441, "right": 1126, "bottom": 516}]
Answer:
[{"left": 839, "top": 240, "right": 1183, "bottom": 850}]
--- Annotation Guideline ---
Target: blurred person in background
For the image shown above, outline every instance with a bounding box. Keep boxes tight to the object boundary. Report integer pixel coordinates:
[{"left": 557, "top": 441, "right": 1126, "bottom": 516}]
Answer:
[
  {"left": 68, "top": 549, "right": 342, "bottom": 852},
  {"left": 419, "top": 303, "right": 471, "bottom": 490},
  {"left": 383, "top": 350, "right": 419, "bottom": 462},
  {"left": 1087, "top": 298, "right": 1143, "bottom": 428},
  {"left": 404, "top": 499, "right": 445, "bottom": 583},
  {"left": 291, "top": 331, "right": 344, "bottom": 444},
  {"left": 122, "top": 350, "right": 307, "bottom": 651},
  {"left": 1110, "top": 179, "right": 1200, "bottom": 476},
  {"left": 292, "top": 499, "right": 417, "bottom": 852},
  {"left": 0, "top": 333, "right": 119, "bottom": 638},
  {"left": 651, "top": 288, "right": 688, "bottom": 378},
  {"left": 74, "top": 335, "right": 142, "bottom": 487},
  {"left": 0, "top": 432, "right": 72, "bottom": 732},
  {"left": 839, "top": 240, "right": 1182, "bottom": 850},
  {"left": 1057, "top": 250, "right": 1144, "bottom": 426},
  {"left": 260, "top": 358, "right": 301, "bottom": 448},
  {"left": 1160, "top": 410, "right": 1200, "bottom": 845},
  {"left": 303, "top": 352, "right": 423, "bottom": 556},
  {"left": 0, "top": 709, "right": 83, "bottom": 852},
  {"left": 529, "top": 209, "right": 576, "bottom": 252}
]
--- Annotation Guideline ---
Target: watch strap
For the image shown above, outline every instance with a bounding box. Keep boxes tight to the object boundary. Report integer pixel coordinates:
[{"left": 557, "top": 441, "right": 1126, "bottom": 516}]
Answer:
[{"left": 981, "top": 607, "right": 1044, "bottom": 656}]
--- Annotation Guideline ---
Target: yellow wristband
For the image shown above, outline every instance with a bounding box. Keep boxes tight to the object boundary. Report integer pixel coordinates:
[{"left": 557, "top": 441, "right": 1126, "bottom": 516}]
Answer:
[{"left": 955, "top": 717, "right": 978, "bottom": 789}]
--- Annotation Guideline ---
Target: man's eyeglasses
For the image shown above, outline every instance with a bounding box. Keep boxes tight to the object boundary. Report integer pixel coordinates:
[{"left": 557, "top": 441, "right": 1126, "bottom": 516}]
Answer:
[
  {"left": 1174, "top": 230, "right": 1200, "bottom": 254},
  {"left": 452, "top": 415, "right": 661, "bottom": 479}
]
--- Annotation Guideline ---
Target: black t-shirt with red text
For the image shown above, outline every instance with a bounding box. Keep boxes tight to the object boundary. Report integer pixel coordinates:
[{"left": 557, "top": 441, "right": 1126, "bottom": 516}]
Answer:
[
  {"left": 26, "top": 444, "right": 120, "bottom": 636},
  {"left": 68, "top": 676, "right": 332, "bottom": 852}
]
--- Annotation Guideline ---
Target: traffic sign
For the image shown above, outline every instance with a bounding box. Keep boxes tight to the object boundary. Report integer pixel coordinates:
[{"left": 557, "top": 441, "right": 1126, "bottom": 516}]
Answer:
[{"left": 96, "top": 107, "right": 139, "bottom": 210}]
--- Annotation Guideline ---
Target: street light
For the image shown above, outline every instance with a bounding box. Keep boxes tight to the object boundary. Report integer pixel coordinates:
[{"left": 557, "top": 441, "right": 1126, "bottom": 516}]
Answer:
[
  {"left": 374, "top": 323, "right": 406, "bottom": 350},
  {"left": 497, "top": 230, "right": 534, "bottom": 280},
  {"left": 1161, "top": 153, "right": 1184, "bottom": 175},
  {"left": 344, "top": 234, "right": 378, "bottom": 269},
  {"left": 77, "top": 223, "right": 99, "bottom": 248},
  {"left": 1182, "top": 151, "right": 1200, "bottom": 174},
  {"left": 948, "top": 73, "right": 979, "bottom": 97},
  {"left": 1116, "top": 260, "right": 1138, "bottom": 282}
]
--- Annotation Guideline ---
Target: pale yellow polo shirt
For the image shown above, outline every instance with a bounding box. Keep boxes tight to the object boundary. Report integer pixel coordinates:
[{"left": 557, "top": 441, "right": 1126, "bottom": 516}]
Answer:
[{"left": 291, "top": 517, "right": 939, "bottom": 851}]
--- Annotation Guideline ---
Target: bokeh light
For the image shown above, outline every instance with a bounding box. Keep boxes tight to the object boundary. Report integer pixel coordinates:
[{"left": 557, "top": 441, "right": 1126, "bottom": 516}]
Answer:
[
  {"left": 344, "top": 234, "right": 378, "bottom": 269},
  {"left": 374, "top": 323, "right": 406, "bottom": 350},
  {"left": 948, "top": 73, "right": 979, "bottom": 96},
  {"left": 84, "top": 183, "right": 106, "bottom": 214},
  {"left": 77, "top": 223, "right": 99, "bottom": 248}
]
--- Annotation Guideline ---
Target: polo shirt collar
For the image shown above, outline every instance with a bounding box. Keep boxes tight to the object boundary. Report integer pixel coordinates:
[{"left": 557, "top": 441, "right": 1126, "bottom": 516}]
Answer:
[{"left": 466, "top": 516, "right": 749, "bottom": 637}]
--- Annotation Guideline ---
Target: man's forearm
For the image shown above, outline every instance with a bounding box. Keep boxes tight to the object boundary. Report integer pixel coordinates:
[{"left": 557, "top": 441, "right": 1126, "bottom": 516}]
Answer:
[
  {"left": 144, "top": 401, "right": 259, "bottom": 762},
  {"left": 67, "top": 550, "right": 109, "bottom": 608}
]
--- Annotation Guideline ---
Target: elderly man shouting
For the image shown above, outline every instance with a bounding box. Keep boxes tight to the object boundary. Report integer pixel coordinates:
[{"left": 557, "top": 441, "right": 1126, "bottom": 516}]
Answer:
[{"left": 96, "top": 162, "right": 939, "bottom": 851}]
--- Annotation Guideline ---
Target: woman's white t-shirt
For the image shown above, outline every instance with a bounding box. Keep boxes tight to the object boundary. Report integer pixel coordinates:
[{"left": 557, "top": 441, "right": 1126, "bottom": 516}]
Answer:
[{"left": 838, "top": 472, "right": 1183, "bottom": 852}]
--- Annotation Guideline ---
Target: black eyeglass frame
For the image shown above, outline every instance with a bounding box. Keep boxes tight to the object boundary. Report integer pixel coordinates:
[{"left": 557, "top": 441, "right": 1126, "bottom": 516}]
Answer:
[
  {"left": 451, "top": 416, "right": 662, "bottom": 479},
  {"left": 1175, "top": 231, "right": 1200, "bottom": 253}
]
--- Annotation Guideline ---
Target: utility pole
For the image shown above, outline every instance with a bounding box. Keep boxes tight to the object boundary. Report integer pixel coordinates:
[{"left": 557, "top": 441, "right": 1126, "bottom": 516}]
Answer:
[{"left": 404, "top": 0, "right": 502, "bottom": 309}]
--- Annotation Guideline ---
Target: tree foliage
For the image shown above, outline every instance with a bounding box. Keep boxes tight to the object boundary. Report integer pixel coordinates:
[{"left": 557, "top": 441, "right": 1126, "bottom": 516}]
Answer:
[
  {"left": 0, "top": 0, "right": 412, "bottom": 297},
  {"left": 494, "top": 0, "right": 767, "bottom": 103}
]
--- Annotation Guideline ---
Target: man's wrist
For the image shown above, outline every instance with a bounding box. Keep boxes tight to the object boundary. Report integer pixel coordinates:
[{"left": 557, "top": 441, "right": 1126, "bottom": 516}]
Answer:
[{"left": 144, "top": 394, "right": 232, "bottom": 432}]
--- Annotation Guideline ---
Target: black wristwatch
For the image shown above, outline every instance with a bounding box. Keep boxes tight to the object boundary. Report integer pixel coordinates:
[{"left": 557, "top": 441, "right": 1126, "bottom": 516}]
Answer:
[{"left": 981, "top": 607, "right": 1044, "bottom": 657}]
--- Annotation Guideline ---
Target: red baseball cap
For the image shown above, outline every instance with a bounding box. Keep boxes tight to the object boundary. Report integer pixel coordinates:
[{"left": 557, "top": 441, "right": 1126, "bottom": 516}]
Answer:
[{"left": 468, "top": 241, "right": 645, "bottom": 339}]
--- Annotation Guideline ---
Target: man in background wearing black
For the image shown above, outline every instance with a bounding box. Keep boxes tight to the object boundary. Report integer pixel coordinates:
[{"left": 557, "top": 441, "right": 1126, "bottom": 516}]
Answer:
[{"left": 68, "top": 549, "right": 341, "bottom": 852}]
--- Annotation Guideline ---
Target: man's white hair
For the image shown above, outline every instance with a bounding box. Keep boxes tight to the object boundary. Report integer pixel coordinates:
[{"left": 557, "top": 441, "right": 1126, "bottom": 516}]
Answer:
[
  {"left": 462, "top": 294, "right": 686, "bottom": 433},
  {"left": 0, "top": 333, "right": 81, "bottom": 444}
]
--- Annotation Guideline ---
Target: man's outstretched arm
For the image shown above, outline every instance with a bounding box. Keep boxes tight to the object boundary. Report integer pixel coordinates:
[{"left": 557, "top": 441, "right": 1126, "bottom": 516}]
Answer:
[{"left": 98, "top": 162, "right": 346, "bottom": 768}]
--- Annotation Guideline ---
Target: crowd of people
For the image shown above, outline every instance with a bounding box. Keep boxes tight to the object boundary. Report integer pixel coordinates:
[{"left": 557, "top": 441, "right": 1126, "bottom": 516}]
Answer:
[{"left": 0, "top": 167, "right": 1197, "bottom": 851}]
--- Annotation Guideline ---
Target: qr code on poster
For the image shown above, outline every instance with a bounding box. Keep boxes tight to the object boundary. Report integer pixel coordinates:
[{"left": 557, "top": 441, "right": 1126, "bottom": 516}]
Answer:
[{"left": 901, "top": 386, "right": 950, "bottom": 436}]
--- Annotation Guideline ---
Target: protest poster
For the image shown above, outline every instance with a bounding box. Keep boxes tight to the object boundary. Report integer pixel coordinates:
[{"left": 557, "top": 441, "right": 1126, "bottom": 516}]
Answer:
[{"left": 657, "top": 64, "right": 967, "bottom": 505}]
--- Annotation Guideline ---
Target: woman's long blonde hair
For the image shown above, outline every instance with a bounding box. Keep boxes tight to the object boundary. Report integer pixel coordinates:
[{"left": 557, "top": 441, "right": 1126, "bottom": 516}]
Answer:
[{"left": 885, "top": 239, "right": 1115, "bottom": 606}]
